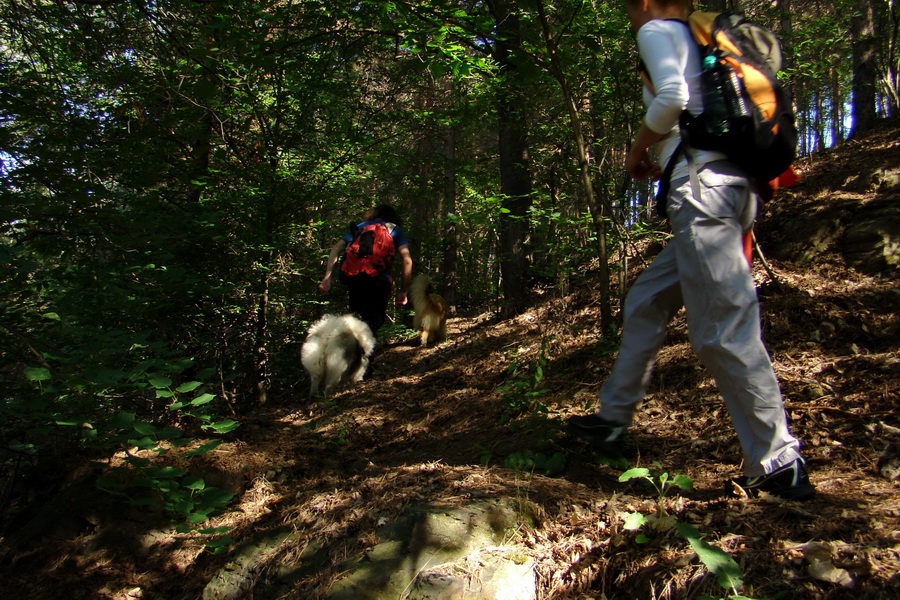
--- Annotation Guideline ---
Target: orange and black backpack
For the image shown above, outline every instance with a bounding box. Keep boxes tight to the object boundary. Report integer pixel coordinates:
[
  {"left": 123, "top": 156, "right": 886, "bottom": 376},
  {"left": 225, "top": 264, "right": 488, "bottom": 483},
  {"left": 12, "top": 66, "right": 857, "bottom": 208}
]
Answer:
[
  {"left": 658, "top": 11, "right": 798, "bottom": 215},
  {"left": 682, "top": 11, "right": 797, "bottom": 181},
  {"left": 340, "top": 220, "right": 396, "bottom": 279}
]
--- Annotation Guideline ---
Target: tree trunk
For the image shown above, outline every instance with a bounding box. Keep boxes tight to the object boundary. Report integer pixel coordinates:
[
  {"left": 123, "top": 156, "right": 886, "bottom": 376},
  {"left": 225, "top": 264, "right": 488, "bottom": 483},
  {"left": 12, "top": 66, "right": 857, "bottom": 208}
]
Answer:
[
  {"left": 442, "top": 114, "right": 459, "bottom": 310},
  {"left": 777, "top": 0, "right": 797, "bottom": 119},
  {"left": 850, "top": 0, "right": 878, "bottom": 139},
  {"left": 535, "top": 0, "right": 613, "bottom": 331},
  {"left": 491, "top": 0, "right": 532, "bottom": 317},
  {"left": 880, "top": 0, "right": 899, "bottom": 115},
  {"left": 831, "top": 66, "right": 844, "bottom": 145},
  {"left": 254, "top": 250, "right": 271, "bottom": 405}
]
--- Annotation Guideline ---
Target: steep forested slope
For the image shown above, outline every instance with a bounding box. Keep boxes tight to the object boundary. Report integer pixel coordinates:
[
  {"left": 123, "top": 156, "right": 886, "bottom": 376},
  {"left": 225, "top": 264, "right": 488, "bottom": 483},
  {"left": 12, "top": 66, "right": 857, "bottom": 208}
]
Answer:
[{"left": 1, "top": 121, "right": 898, "bottom": 600}]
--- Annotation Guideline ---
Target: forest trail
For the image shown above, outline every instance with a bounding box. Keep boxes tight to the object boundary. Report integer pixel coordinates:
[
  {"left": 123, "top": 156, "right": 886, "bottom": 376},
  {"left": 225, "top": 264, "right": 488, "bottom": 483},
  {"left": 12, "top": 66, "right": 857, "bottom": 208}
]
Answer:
[{"left": 1, "top": 121, "right": 898, "bottom": 599}]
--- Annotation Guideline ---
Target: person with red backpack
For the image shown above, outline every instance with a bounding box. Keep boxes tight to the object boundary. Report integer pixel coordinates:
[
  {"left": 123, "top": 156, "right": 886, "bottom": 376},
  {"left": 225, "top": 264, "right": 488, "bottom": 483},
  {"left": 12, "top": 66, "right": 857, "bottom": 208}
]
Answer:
[
  {"left": 567, "top": 0, "right": 814, "bottom": 501},
  {"left": 317, "top": 204, "right": 413, "bottom": 337}
]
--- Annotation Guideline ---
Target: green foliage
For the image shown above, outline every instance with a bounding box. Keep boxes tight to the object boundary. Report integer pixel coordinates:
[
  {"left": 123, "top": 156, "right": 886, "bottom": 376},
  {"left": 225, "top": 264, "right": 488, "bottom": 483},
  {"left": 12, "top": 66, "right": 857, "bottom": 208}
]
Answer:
[
  {"left": 503, "top": 449, "right": 567, "bottom": 477},
  {"left": 83, "top": 375, "right": 239, "bottom": 550},
  {"left": 619, "top": 462, "right": 694, "bottom": 516},
  {"left": 488, "top": 339, "right": 569, "bottom": 477},
  {"left": 618, "top": 463, "right": 779, "bottom": 600},
  {"left": 678, "top": 523, "right": 744, "bottom": 595},
  {"left": 477, "top": 440, "right": 566, "bottom": 477},
  {"left": 497, "top": 339, "right": 553, "bottom": 425}
]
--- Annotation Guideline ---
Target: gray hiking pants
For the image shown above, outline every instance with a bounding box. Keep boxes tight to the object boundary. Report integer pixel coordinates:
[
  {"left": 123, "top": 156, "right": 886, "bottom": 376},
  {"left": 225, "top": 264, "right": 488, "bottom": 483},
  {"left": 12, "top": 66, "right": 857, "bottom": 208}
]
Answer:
[{"left": 598, "top": 161, "right": 802, "bottom": 477}]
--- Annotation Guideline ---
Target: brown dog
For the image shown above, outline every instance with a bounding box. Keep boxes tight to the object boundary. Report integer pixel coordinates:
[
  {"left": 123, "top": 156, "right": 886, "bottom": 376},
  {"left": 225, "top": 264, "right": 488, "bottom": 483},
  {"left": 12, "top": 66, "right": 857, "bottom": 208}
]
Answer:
[{"left": 410, "top": 274, "right": 448, "bottom": 347}]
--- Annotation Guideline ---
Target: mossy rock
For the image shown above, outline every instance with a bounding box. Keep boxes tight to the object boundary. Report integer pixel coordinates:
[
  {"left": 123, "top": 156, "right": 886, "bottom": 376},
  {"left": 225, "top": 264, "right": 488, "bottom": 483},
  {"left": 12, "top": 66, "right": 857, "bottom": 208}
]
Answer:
[{"left": 327, "top": 498, "right": 540, "bottom": 600}]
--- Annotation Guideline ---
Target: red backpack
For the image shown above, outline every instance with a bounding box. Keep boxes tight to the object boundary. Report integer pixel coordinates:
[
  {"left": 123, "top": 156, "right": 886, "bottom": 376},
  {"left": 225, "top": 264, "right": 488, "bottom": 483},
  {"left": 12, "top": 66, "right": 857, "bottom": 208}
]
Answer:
[{"left": 340, "top": 220, "right": 396, "bottom": 279}]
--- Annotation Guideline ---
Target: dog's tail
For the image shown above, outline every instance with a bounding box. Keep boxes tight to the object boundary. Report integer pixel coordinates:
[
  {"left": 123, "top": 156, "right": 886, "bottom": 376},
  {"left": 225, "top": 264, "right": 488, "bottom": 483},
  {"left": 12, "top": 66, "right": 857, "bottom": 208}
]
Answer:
[
  {"left": 339, "top": 314, "right": 376, "bottom": 359},
  {"left": 410, "top": 273, "right": 434, "bottom": 313}
]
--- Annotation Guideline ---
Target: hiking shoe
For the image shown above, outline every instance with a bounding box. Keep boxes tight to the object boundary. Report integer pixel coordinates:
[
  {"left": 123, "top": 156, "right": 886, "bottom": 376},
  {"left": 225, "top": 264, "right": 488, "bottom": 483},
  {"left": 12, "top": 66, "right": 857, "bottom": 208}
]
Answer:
[
  {"left": 732, "top": 458, "right": 816, "bottom": 501},
  {"left": 566, "top": 413, "right": 627, "bottom": 455}
]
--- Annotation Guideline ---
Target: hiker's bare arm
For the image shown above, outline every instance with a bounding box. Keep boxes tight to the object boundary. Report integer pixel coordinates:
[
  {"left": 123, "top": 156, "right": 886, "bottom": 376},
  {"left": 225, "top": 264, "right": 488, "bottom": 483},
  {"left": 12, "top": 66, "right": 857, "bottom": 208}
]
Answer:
[
  {"left": 626, "top": 124, "right": 666, "bottom": 180},
  {"left": 395, "top": 245, "right": 412, "bottom": 306},
  {"left": 318, "top": 240, "right": 347, "bottom": 294}
]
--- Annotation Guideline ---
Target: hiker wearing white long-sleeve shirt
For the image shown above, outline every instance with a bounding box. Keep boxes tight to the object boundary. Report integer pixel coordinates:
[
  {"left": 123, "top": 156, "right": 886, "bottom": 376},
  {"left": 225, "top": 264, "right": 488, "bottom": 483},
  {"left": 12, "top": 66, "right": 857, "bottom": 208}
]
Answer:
[{"left": 567, "top": 0, "right": 814, "bottom": 501}]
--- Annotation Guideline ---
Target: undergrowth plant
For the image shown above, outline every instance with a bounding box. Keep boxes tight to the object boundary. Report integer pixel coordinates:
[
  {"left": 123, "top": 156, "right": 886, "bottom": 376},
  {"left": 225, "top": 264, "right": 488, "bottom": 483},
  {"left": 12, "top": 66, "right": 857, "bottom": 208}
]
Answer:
[
  {"left": 475, "top": 441, "right": 567, "bottom": 477},
  {"left": 620, "top": 463, "right": 777, "bottom": 600},
  {"left": 490, "top": 339, "right": 567, "bottom": 476},
  {"left": 503, "top": 448, "right": 567, "bottom": 476},
  {"left": 79, "top": 373, "right": 240, "bottom": 554},
  {"left": 497, "top": 339, "right": 552, "bottom": 425}
]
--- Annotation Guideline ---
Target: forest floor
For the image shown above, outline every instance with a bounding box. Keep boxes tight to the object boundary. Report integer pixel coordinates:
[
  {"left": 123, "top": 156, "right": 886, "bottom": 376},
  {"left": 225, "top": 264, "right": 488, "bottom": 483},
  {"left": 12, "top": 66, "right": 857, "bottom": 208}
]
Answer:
[{"left": 2, "top": 121, "right": 899, "bottom": 600}]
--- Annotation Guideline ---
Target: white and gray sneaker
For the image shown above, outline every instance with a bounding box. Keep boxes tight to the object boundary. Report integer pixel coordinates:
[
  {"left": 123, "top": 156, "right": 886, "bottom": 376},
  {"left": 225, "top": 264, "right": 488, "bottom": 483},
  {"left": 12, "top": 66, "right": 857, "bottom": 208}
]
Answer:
[{"left": 732, "top": 458, "right": 815, "bottom": 501}]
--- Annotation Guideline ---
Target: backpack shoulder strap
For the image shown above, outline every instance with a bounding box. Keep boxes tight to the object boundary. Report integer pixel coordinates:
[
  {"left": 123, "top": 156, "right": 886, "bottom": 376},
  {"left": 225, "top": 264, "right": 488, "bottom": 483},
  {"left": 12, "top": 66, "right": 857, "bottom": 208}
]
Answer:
[{"left": 686, "top": 12, "right": 719, "bottom": 47}]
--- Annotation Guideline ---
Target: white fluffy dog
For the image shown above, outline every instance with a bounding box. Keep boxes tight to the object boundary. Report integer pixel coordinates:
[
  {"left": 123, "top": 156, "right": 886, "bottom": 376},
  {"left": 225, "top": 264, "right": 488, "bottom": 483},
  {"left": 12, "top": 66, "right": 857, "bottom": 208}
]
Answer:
[{"left": 300, "top": 314, "right": 375, "bottom": 398}]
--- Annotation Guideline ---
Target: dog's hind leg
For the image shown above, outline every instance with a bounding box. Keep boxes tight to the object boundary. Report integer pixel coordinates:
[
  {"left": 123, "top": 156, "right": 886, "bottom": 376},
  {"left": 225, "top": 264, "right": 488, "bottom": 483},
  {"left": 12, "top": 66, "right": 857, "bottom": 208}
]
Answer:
[{"left": 309, "top": 376, "right": 321, "bottom": 399}]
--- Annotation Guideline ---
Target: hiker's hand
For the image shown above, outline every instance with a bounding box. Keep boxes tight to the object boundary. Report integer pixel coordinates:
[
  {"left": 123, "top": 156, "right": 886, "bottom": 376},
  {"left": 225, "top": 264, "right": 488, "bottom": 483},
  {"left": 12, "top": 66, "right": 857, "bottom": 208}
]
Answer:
[
  {"left": 317, "top": 279, "right": 332, "bottom": 294},
  {"left": 626, "top": 148, "right": 660, "bottom": 180},
  {"left": 395, "top": 290, "right": 408, "bottom": 307}
]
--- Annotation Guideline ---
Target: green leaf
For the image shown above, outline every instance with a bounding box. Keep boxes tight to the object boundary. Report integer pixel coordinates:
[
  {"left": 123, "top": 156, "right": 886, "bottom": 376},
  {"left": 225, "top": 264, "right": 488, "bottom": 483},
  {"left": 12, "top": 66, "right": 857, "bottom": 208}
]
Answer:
[
  {"left": 174, "top": 499, "right": 197, "bottom": 515},
  {"left": 185, "top": 439, "right": 224, "bottom": 456},
  {"left": 677, "top": 522, "right": 702, "bottom": 539},
  {"left": 543, "top": 452, "right": 566, "bottom": 476},
  {"left": 198, "top": 526, "right": 231, "bottom": 535},
  {"left": 107, "top": 412, "right": 136, "bottom": 430},
  {"left": 623, "top": 512, "right": 647, "bottom": 530},
  {"left": 132, "top": 420, "right": 157, "bottom": 435},
  {"left": 191, "top": 393, "right": 215, "bottom": 406},
  {"left": 187, "top": 511, "right": 212, "bottom": 524},
  {"left": 594, "top": 454, "right": 629, "bottom": 470},
  {"left": 678, "top": 523, "right": 744, "bottom": 591},
  {"left": 672, "top": 474, "right": 694, "bottom": 490},
  {"left": 200, "top": 487, "right": 235, "bottom": 505},
  {"left": 149, "top": 376, "right": 173, "bottom": 389},
  {"left": 183, "top": 476, "right": 206, "bottom": 490},
  {"left": 618, "top": 467, "right": 651, "bottom": 482},
  {"left": 204, "top": 536, "right": 234, "bottom": 554},
  {"left": 130, "top": 436, "right": 158, "bottom": 450},
  {"left": 177, "top": 381, "right": 203, "bottom": 393},
  {"left": 151, "top": 466, "right": 186, "bottom": 478},
  {"left": 204, "top": 535, "right": 234, "bottom": 548},
  {"left": 635, "top": 533, "right": 652, "bottom": 544},
  {"left": 157, "top": 427, "right": 182, "bottom": 439},
  {"left": 24, "top": 367, "right": 51, "bottom": 382},
  {"left": 205, "top": 420, "right": 239, "bottom": 434}
]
